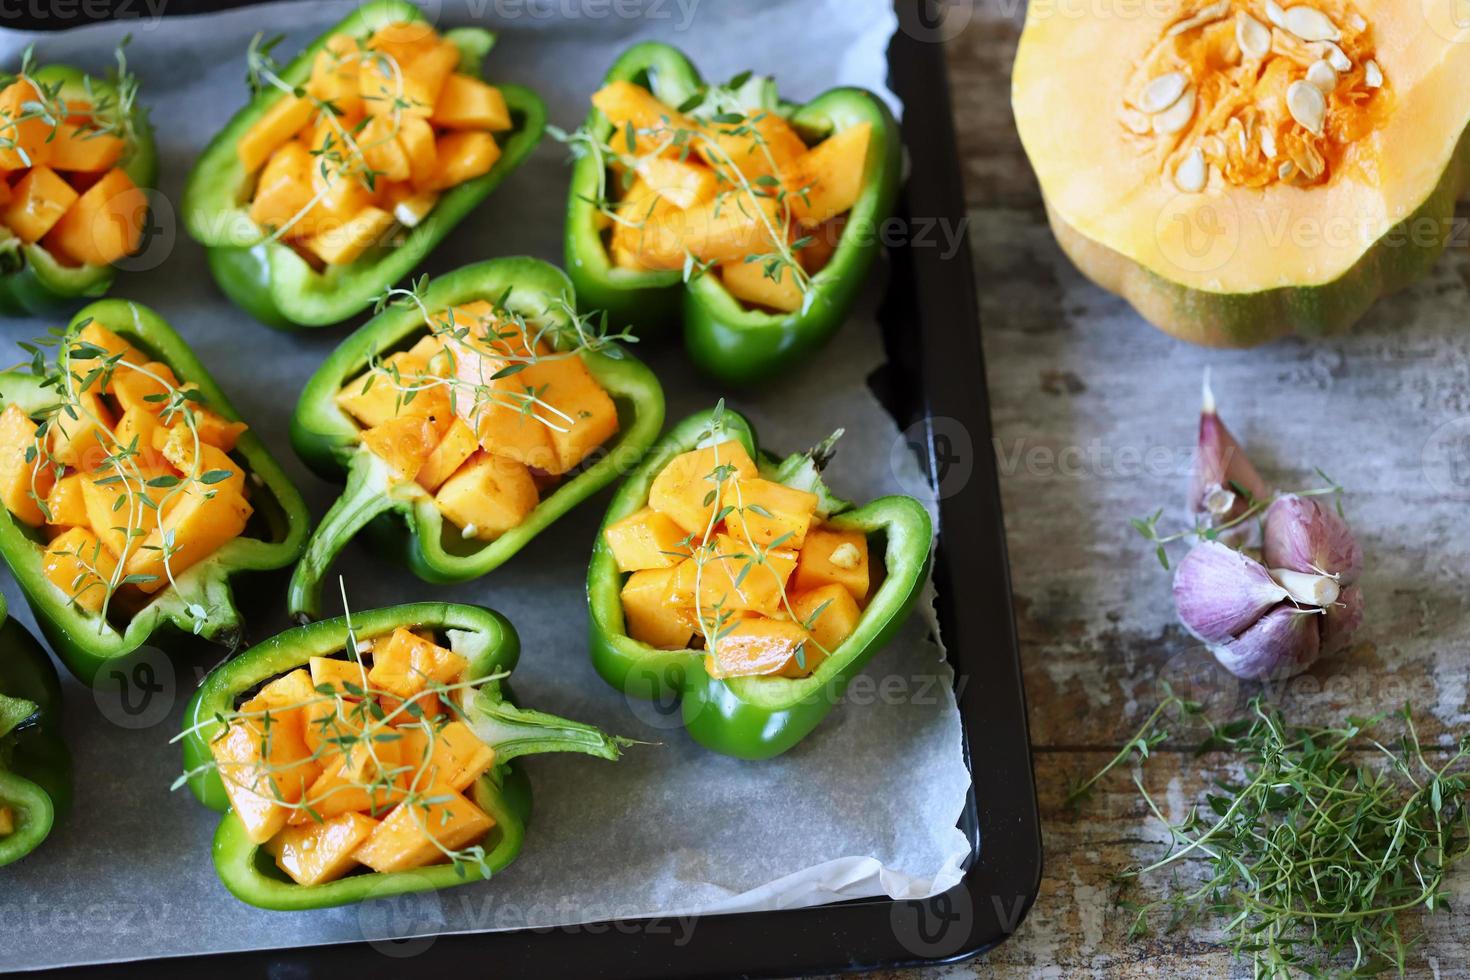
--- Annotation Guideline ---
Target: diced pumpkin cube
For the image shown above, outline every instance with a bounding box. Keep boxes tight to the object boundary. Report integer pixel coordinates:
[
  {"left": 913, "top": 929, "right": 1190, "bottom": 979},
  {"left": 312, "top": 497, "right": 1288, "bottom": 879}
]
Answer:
[
  {"left": 398, "top": 720, "right": 496, "bottom": 792},
  {"left": 647, "top": 440, "right": 758, "bottom": 534},
  {"left": 447, "top": 330, "right": 557, "bottom": 471},
  {"left": 352, "top": 784, "right": 495, "bottom": 873},
  {"left": 0, "top": 404, "right": 54, "bottom": 527},
  {"left": 248, "top": 140, "right": 315, "bottom": 234},
  {"left": 794, "top": 214, "right": 843, "bottom": 273},
  {"left": 48, "top": 389, "right": 115, "bottom": 471},
  {"left": 72, "top": 319, "right": 143, "bottom": 367},
  {"left": 237, "top": 95, "right": 315, "bottom": 173},
  {"left": 362, "top": 35, "right": 458, "bottom": 117},
  {"left": 700, "top": 109, "right": 808, "bottom": 185},
  {"left": 667, "top": 533, "right": 797, "bottom": 619},
  {"left": 396, "top": 115, "right": 437, "bottom": 190},
  {"left": 789, "top": 583, "right": 862, "bottom": 654},
  {"left": 608, "top": 178, "right": 679, "bottom": 270},
  {"left": 302, "top": 696, "right": 366, "bottom": 762},
  {"left": 358, "top": 115, "right": 412, "bottom": 183},
  {"left": 43, "top": 526, "right": 116, "bottom": 613},
  {"left": 43, "top": 168, "right": 146, "bottom": 267},
  {"left": 111, "top": 361, "right": 180, "bottom": 415},
  {"left": 603, "top": 507, "right": 691, "bottom": 572},
  {"left": 2, "top": 166, "right": 79, "bottom": 243},
  {"left": 620, "top": 568, "right": 695, "bottom": 650},
  {"left": 253, "top": 668, "right": 322, "bottom": 733},
  {"left": 627, "top": 193, "right": 785, "bottom": 271},
  {"left": 309, "top": 655, "right": 370, "bottom": 698},
  {"left": 81, "top": 462, "right": 177, "bottom": 560},
  {"left": 794, "top": 525, "right": 870, "bottom": 603},
  {"left": 366, "top": 20, "right": 441, "bottom": 64},
  {"left": 336, "top": 351, "right": 449, "bottom": 429},
  {"left": 297, "top": 166, "right": 376, "bottom": 240},
  {"left": 704, "top": 616, "right": 821, "bottom": 679},
  {"left": 0, "top": 80, "right": 52, "bottom": 169},
  {"left": 424, "top": 131, "right": 500, "bottom": 191},
  {"left": 720, "top": 259, "right": 804, "bottom": 313},
  {"left": 47, "top": 122, "right": 125, "bottom": 173},
  {"left": 122, "top": 485, "right": 252, "bottom": 594},
  {"left": 723, "top": 478, "right": 818, "bottom": 549},
  {"left": 635, "top": 155, "right": 719, "bottom": 210},
  {"left": 158, "top": 425, "right": 246, "bottom": 495},
  {"left": 430, "top": 74, "right": 512, "bottom": 131},
  {"left": 591, "top": 81, "right": 694, "bottom": 156},
  {"left": 785, "top": 122, "right": 871, "bottom": 224},
  {"left": 433, "top": 451, "right": 538, "bottom": 541},
  {"left": 306, "top": 34, "right": 363, "bottom": 117},
  {"left": 415, "top": 417, "right": 477, "bottom": 493},
  {"left": 514, "top": 354, "right": 619, "bottom": 475},
  {"left": 43, "top": 473, "right": 88, "bottom": 528},
  {"left": 367, "top": 627, "right": 468, "bottom": 701},
  {"left": 305, "top": 205, "right": 395, "bottom": 266},
  {"left": 267, "top": 811, "right": 379, "bottom": 886},
  {"left": 383, "top": 180, "right": 438, "bottom": 228},
  {"left": 113, "top": 407, "right": 163, "bottom": 463},
  {"left": 300, "top": 732, "right": 408, "bottom": 820},
  {"left": 210, "top": 692, "right": 317, "bottom": 843},
  {"left": 362, "top": 414, "right": 443, "bottom": 481},
  {"left": 164, "top": 404, "right": 249, "bottom": 453}
]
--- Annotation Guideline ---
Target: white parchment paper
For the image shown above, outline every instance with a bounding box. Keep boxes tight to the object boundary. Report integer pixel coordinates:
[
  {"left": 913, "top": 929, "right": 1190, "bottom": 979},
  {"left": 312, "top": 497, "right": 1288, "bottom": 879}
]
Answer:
[{"left": 0, "top": 0, "right": 971, "bottom": 967}]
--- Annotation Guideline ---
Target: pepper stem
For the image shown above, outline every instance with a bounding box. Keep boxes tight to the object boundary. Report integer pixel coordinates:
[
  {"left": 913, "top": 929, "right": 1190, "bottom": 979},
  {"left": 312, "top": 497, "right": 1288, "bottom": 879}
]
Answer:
[
  {"left": 1268, "top": 567, "right": 1340, "bottom": 608},
  {"left": 467, "top": 681, "right": 630, "bottom": 764},
  {"left": 287, "top": 452, "right": 399, "bottom": 623}
]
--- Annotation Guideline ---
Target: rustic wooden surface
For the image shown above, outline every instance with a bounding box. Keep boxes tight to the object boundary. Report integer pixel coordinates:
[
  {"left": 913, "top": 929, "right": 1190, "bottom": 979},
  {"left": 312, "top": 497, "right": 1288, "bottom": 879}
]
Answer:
[{"left": 870, "top": 2, "right": 1470, "bottom": 977}]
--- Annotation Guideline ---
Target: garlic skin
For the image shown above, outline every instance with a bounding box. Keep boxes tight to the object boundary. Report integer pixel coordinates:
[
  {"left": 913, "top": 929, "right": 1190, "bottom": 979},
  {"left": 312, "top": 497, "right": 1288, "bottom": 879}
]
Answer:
[
  {"left": 1213, "top": 605, "right": 1323, "bottom": 681},
  {"left": 1173, "top": 540, "right": 1288, "bottom": 643},
  {"left": 1263, "top": 494, "right": 1362, "bottom": 583},
  {"left": 1188, "top": 376, "right": 1269, "bottom": 546},
  {"left": 1322, "top": 584, "right": 1364, "bottom": 655}
]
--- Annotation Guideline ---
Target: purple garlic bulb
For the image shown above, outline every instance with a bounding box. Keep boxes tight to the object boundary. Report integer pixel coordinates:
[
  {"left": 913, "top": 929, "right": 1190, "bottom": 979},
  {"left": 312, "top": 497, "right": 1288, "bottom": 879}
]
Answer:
[
  {"left": 1187, "top": 376, "right": 1269, "bottom": 548},
  {"left": 1172, "top": 497, "right": 1363, "bottom": 681}
]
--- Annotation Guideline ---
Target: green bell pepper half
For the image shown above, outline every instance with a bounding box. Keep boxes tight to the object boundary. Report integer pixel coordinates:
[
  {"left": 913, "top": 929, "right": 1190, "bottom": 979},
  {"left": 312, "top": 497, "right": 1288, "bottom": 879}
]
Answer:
[
  {"left": 0, "top": 593, "right": 71, "bottom": 868},
  {"left": 181, "top": 0, "right": 547, "bottom": 330},
  {"left": 0, "top": 299, "right": 312, "bottom": 684},
  {"left": 0, "top": 63, "right": 158, "bottom": 317},
  {"left": 562, "top": 42, "right": 901, "bottom": 385},
  {"left": 287, "top": 257, "right": 665, "bottom": 620},
  {"left": 587, "top": 406, "right": 933, "bottom": 760},
  {"left": 180, "top": 601, "right": 625, "bottom": 910}
]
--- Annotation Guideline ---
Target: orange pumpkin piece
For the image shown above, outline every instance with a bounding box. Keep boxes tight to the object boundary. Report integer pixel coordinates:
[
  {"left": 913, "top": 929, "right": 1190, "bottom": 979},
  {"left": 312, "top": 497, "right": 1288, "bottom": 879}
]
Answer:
[
  {"left": 788, "top": 583, "right": 862, "bottom": 654},
  {"left": 700, "top": 109, "right": 808, "bottom": 185},
  {"left": 43, "top": 474, "right": 89, "bottom": 528},
  {"left": 793, "top": 525, "right": 869, "bottom": 603},
  {"left": 619, "top": 568, "right": 695, "bottom": 650},
  {"left": 591, "top": 81, "right": 694, "bottom": 156},
  {"left": 723, "top": 478, "right": 818, "bottom": 549},
  {"left": 110, "top": 361, "right": 180, "bottom": 415},
  {"left": 72, "top": 319, "right": 144, "bottom": 367},
  {"left": 358, "top": 115, "right": 412, "bottom": 183},
  {"left": 0, "top": 404, "right": 54, "bottom": 527},
  {"left": 211, "top": 688, "right": 319, "bottom": 844},
  {"left": 515, "top": 354, "right": 620, "bottom": 475},
  {"left": 298, "top": 166, "right": 376, "bottom": 240},
  {"left": 308, "top": 655, "right": 370, "bottom": 698},
  {"left": 361, "top": 415, "right": 443, "bottom": 481},
  {"left": 80, "top": 462, "right": 178, "bottom": 560},
  {"left": 647, "top": 440, "right": 758, "bottom": 535},
  {"left": 48, "top": 122, "right": 125, "bottom": 173},
  {"left": 397, "top": 720, "right": 497, "bottom": 792},
  {"left": 352, "top": 784, "right": 494, "bottom": 873},
  {"left": 366, "top": 627, "right": 468, "bottom": 701},
  {"left": 635, "top": 156, "right": 719, "bottom": 210},
  {"left": 430, "top": 75, "right": 512, "bottom": 131},
  {"left": 415, "top": 417, "right": 477, "bottom": 493},
  {"left": 248, "top": 140, "right": 315, "bottom": 235},
  {"left": 43, "top": 168, "right": 146, "bottom": 267},
  {"left": 2, "top": 166, "right": 79, "bottom": 244},
  {"left": 47, "top": 389, "right": 114, "bottom": 471},
  {"left": 267, "top": 812, "right": 379, "bottom": 886},
  {"left": 0, "top": 79, "right": 53, "bottom": 170},
  {"left": 720, "top": 259, "right": 804, "bottom": 313},
  {"left": 704, "top": 616, "right": 821, "bottom": 679},
  {"left": 603, "top": 507, "right": 691, "bottom": 572},
  {"left": 306, "top": 34, "right": 364, "bottom": 117},
  {"left": 237, "top": 95, "right": 315, "bottom": 173},
  {"left": 336, "top": 351, "right": 445, "bottom": 429},
  {"left": 784, "top": 122, "right": 871, "bottom": 224},
  {"left": 42, "top": 526, "right": 116, "bottom": 614},
  {"left": 112, "top": 407, "right": 162, "bottom": 463},
  {"left": 627, "top": 193, "right": 785, "bottom": 271},
  {"left": 667, "top": 534, "right": 798, "bottom": 620},
  {"left": 299, "top": 733, "right": 408, "bottom": 820},
  {"left": 305, "top": 205, "right": 396, "bottom": 266},
  {"left": 365, "top": 21, "right": 440, "bottom": 66},
  {"left": 383, "top": 180, "right": 438, "bottom": 228},
  {"left": 433, "top": 451, "right": 539, "bottom": 540},
  {"left": 423, "top": 131, "right": 500, "bottom": 191},
  {"left": 122, "top": 484, "right": 253, "bottom": 593},
  {"left": 396, "top": 116, "right": 438, "bottom": 190},
  {"left": 157, "top": 425, "right": 246, "bottom": 495}
]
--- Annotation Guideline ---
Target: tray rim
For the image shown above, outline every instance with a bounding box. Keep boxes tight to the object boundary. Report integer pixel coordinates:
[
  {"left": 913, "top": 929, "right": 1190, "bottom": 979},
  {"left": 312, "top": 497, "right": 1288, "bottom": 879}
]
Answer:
[{"left": 8, "top": 1, "right": 1043, "bottom": 975}]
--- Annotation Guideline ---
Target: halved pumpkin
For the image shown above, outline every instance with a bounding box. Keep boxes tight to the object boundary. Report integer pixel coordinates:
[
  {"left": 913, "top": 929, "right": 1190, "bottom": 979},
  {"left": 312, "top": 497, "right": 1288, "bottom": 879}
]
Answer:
[{"left": 1012, "top": 0, "right": 1470, "bottom": 346}]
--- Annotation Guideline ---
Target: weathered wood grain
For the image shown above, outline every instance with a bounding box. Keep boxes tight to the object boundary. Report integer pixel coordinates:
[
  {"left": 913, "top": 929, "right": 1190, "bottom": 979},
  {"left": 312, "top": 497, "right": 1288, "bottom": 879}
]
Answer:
[{"left": 872, "top": 1, "right": 1470, "bottom": 976}]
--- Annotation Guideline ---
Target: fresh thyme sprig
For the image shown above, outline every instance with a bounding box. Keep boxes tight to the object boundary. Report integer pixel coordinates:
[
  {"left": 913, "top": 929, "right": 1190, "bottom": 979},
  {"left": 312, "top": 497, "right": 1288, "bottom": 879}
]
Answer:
[
  {"left": 0, "top": 39, "right": 140, "bottom": 166},
  {"left": 1073, "top": 693, "right": 1470, "bottom": 978}
]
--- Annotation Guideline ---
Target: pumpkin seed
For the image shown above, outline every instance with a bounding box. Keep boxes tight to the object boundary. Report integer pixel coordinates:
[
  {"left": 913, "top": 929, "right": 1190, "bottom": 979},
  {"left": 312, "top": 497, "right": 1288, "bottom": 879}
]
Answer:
[
  {"left": 1175, "top": 147, "right": 1208, "bottom": 193},
  {"left": 1281, "top": 5, "right": 1339, "bottom": 42},
  {"left": 1139, "top": 71, "right": 1189, "bottom": 113},
  {"left": 1236, "top": 13, "right": 1272, "bottom": 60},
  {"left": 1279, "top": 160, "right": 1295, "bottom": 179},
  {"left": 1265, "top": 0, "right": 1287, "bottom": 28},
  {"left": 1286, "top": 80, "right": 1326, "bottom": 135},
  {"left": 1167, "top": 0, "right": 1230, "bottom": 37},
  {"left": 1306, "top": 60, "right": 1338, "bottom": 94},
  {"left": 1120, "top": 107, "right": 1153, "bottom": 134},
  {"left": 1347, "top": 12, "right": 1366, "bottom": 31},
  {"left": 1364, "top": 59, "right": 1383, "bottom": 88},
  {"left": 1260, "top": 126, "right": 1278, "bottom": 159},
  {"left": 1320, "top": 40, "right": 1351, "bottom": 72},
  {"left": 1154, "top": 86, "right": 1197, "bottom": 134}
]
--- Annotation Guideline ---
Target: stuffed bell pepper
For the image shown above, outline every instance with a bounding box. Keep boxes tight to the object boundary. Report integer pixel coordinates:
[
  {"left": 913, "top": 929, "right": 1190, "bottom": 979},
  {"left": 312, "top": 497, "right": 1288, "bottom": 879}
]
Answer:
[
  {"left": 0, "top": 44, "right": 157, "bottom": 315},
  {"left": 588, "top": 405, "right": 933, "bottom": 759},
  {"left": 560, "top": 42, "right": 900, "bottom": 385},
  {"left": 182, "top": 0, "right": 546, "bottom": 329},
  {"left": 0, "top": 593, "right": 70, "bottom": 868},
  {"left": 287, "top": 258, "right": 664, "bottom": 620},
  {"left": 178, "top": 601, "right": 626, "bottom": 909},
  {"left": 0, "top": 301, "right": 311, "bottom": 682}
]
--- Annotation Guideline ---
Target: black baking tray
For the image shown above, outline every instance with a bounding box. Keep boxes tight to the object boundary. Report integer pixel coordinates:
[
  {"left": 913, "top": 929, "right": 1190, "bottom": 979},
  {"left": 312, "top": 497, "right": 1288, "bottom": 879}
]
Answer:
[{"left": 6, "top": 1, "right": 1041, "bottom": 975}]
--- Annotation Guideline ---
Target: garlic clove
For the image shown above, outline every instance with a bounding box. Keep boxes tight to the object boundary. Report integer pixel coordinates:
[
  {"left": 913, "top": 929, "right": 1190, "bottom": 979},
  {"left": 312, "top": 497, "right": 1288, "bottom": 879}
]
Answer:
[
  {"left": 1211, "top": 605, "right": 1322, "bottom": 680},
  {"left": 1262, "top": 494, "right": 1363, "bottom": 583},
  {"left": 1188, "top": 373, "right": 1270, "bottom": 545},
  {"left": 1321, "top": 583, "right": 1363, "bottom": 655},
  {"left": 1268, "top": 566, "right": 1341, "bottom": 608},
  {"left": 1173, "top": 540, "right": 1289, "bottom": 644}
]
